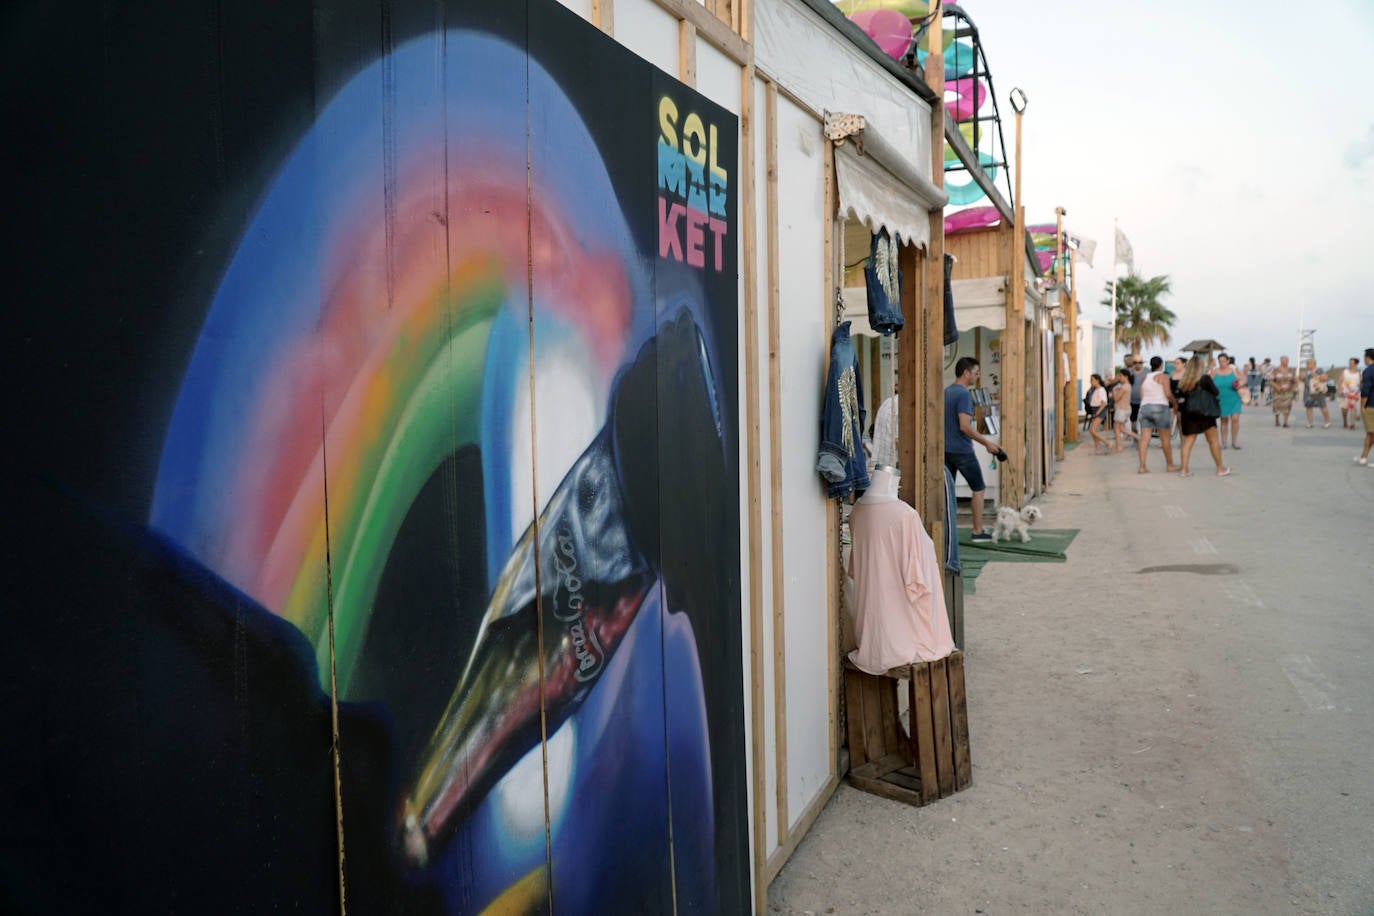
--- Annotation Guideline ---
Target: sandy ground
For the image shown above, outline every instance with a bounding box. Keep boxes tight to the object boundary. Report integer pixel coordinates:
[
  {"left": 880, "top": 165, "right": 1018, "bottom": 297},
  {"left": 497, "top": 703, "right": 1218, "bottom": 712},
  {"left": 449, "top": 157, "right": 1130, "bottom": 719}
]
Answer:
[{"left": 769, "top": 411, "right": 1374, "bottom": 915}]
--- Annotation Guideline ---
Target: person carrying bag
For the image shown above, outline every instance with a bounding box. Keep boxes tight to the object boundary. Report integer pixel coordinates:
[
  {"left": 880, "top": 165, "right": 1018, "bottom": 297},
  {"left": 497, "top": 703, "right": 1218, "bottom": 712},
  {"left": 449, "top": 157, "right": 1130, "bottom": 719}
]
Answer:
[{"left": 1187, "top": 382, "right": 1221, "bottom": 419}]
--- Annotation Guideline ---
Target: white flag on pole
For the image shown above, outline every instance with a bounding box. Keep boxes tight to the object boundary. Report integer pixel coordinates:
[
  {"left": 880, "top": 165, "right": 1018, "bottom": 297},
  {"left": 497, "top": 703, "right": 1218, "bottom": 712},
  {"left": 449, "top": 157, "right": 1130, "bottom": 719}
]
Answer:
[
  {"left": 1115, "top": 226, "right": 1134, "bottom": 273},
  {"left": 1063, "top": 228, "right": 1096, "bottom": 268}
]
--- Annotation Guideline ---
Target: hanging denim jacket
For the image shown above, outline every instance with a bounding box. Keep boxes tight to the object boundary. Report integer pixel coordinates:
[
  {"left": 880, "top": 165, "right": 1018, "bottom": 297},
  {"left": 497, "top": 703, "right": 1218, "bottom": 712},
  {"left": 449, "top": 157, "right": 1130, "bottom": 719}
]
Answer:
[
  {"left": 943, "top": 252, "right": 959, "bottom": 346},
  {"left": 864, "top": 230, "right": 904, "bottom": 335},
  {"left": 943, "top": 465, "right": 961, "bottom": 574},
  {"left": 817, "top": 321, "right": 869, "bottom": 499}
]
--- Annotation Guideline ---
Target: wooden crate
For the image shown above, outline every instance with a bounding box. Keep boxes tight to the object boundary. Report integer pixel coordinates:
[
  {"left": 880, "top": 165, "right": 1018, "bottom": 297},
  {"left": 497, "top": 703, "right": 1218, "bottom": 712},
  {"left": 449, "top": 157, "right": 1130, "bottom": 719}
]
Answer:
[{"left": 843, "top": 652, "right": 971, "bottom": 806}]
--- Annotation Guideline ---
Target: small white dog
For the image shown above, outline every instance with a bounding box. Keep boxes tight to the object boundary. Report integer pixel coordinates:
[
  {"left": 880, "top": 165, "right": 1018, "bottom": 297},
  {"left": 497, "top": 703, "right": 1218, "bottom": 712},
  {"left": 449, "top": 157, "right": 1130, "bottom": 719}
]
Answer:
[{"left": 991, "top": 504, "right": 1042, "bottom": 543}]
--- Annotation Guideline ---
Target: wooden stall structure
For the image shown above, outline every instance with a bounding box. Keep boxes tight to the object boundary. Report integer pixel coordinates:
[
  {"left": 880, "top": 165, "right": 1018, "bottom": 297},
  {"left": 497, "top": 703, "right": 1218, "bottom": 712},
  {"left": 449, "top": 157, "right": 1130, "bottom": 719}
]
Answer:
[{"left": 944, "top": 223, "right": 1052, "bottom": 507}]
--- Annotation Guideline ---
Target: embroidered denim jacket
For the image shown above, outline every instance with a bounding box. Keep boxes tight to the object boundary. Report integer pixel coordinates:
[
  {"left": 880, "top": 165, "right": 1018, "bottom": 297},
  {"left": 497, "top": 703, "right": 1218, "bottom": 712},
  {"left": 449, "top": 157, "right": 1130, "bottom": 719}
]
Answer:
[
  {"left": 816, "top": 321, "right": 869, "bottom": 498},
  {"left": 864, "top": 230, "right": 904, "bottom": 335}
]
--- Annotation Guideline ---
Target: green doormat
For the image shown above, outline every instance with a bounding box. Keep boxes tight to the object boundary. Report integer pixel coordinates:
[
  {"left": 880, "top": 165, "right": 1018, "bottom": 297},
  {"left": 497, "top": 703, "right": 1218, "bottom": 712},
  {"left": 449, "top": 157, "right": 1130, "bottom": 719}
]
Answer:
[{"left": 956, "top": 528, "right": 1079, "bottom": 593}]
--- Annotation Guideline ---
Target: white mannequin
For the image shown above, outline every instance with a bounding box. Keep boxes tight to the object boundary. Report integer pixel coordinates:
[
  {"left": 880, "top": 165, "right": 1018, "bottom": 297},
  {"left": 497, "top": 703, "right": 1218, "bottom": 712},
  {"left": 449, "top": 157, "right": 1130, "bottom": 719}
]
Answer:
[{"left": 860, "top": 465, "right": 900, "bottom": 503}]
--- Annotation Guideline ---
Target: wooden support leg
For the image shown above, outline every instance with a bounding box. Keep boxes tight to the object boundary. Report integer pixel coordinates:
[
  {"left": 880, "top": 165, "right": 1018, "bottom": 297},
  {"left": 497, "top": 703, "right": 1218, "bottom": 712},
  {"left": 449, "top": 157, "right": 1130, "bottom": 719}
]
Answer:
[
  {"left": 930, "top": 656, "right": 955, "bottom": 797},
  {"left": 948, "top": 651, "right": 972, "bottom": 790},
  {"left": 911, "top": 665, "right": 939, "bottom": 805}
]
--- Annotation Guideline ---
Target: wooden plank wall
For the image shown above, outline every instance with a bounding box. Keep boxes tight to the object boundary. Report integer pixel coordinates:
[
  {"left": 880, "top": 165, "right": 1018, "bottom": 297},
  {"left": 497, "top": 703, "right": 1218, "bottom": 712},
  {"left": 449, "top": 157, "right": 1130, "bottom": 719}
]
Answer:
[{"left": 946, "top": 227, "right": 1005, "bottom": 283}]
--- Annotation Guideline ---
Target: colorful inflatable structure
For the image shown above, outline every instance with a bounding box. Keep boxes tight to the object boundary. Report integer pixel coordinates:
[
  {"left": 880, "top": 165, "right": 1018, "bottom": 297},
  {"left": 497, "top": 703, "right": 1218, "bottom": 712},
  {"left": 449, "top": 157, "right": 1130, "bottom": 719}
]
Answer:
[
  {"left": 835, "top": 1, "right": 1014, "bottom": 234},
  {"left": 1028, "top": 224, "right": 1059, "bottom": 273}
]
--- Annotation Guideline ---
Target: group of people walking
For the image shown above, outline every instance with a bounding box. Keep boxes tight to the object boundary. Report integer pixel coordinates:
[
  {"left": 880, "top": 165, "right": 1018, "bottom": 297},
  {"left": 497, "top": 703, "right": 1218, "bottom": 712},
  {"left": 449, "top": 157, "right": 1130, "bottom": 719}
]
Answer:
[
  {"left": 1085, "top": 348, "right": 1374, "bottom": 475},
  {"left": 1085, "top": 354, "right": 1235, "bottom": 477},
  {"left": 1240, "top": 355, "right": 1368, "bottom": 430}
]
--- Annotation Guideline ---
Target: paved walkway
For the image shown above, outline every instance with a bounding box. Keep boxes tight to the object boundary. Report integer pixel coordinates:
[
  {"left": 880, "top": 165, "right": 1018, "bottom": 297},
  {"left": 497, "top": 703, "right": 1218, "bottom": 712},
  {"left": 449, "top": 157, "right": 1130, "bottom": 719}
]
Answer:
[{"left": 769, "top": 409, "right": 1374, "bottom": 915}]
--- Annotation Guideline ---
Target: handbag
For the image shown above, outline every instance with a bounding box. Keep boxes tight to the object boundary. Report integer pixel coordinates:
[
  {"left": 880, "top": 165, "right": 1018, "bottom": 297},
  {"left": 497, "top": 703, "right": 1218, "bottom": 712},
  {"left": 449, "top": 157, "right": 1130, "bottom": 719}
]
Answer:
[{"left": 1188, "top": 384, "right": 1221, "bottom": 418}]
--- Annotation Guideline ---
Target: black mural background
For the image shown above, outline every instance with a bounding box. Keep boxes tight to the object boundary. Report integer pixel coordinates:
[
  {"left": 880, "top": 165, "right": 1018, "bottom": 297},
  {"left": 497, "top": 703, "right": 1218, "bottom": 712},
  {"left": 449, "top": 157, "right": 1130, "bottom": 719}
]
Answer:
[{"left": 2, "top": 0, "right": 745, "bottom": 912}]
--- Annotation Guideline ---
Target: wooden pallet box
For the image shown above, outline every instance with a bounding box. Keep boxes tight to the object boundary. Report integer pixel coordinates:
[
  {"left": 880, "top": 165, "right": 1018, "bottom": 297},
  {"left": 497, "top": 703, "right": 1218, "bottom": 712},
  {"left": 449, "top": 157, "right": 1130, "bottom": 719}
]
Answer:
[{"left": 843, "top": 652, "right": 971, "bottom": 806}]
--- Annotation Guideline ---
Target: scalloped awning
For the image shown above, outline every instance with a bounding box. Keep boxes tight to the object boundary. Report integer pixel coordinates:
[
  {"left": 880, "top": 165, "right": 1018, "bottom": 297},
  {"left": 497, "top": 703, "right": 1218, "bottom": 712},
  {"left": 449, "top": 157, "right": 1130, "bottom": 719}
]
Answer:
[{"left": 828, "top": 112, "right": 948, "bottom": 250}]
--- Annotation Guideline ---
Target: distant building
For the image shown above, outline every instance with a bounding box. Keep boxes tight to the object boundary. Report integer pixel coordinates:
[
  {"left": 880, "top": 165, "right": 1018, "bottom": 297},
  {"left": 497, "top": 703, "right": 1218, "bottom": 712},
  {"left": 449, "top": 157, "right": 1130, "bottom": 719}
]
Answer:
[{"left": 1076, "top": 317, "right": 1114, "bottom": 399}]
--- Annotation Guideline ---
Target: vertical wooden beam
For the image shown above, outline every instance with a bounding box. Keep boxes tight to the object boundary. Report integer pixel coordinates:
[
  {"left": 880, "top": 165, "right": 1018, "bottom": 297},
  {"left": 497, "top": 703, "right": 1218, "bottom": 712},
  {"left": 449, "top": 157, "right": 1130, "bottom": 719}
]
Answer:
[
  {"left": 718, "top": 0, "right": 736, "bottom": 32},
  {"left": 1000, "top": 102, "right": 1027, "bottom": 507},
  {"left": 1053, "top": 330, "right": 1065, "bottom": 461},
  {"left": 1000, "top": 188, "right": 1026, "bottom": 508},
  {"left": 1057, "top": 206, "right": 1077, "bottom": 446},
  {"left": 592, "top": 0, "right": 614, "bottom": 35},
  {"left": 1011, "top": 102, "right": 1026, "bottom": 505},
  {"left": 930, "top": 657, "right": 954, "bottom": 796},
  {"left": 1026, "top": 317, "right": 1035, "bottom": 494},
  {"left": 678, "top": 20, "right": 697, "bottom": 87},
  {"left": 948, "top": 651, "right": 972, "bottom": 790},
  {"left": 823, "top": 136, "right": 839, "bottom": 779},
  {"left": 1029, "top": 315, "right": 1042, "bottom": 494},
  {"left": 1008, "top": 98, "right": 1027, "bottom": 505},
  {"left": 1066, "top": 253, "right": 1081, "bottom": 446},
  {"left": 910, "top": 666, "right": 938, "bottom": 804},
  {"left": 739, "top": 61, "right": 767, "bottom": 916},
  {"left": 923, "top": 0, "right": 946, "bottom": 542},
  {"left": 897, "top": 0, "right": 945, "bottom": 522},
  {"left": 764, "top": 78, "right": 790, "bottom": 851}
]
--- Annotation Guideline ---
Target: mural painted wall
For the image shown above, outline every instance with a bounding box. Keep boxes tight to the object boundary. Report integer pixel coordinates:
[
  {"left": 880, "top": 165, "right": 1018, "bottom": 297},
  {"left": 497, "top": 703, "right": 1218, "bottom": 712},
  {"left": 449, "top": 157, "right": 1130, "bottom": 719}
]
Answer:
[{"left": 1, "top": 1, "right": 745, "bottom": 913}]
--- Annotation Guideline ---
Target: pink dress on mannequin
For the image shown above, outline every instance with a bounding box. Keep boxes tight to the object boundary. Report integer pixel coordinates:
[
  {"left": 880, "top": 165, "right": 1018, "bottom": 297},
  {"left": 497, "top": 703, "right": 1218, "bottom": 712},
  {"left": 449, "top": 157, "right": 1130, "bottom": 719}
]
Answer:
[{"left": 846, "top": 472, "right": 956, "bottom": 674}]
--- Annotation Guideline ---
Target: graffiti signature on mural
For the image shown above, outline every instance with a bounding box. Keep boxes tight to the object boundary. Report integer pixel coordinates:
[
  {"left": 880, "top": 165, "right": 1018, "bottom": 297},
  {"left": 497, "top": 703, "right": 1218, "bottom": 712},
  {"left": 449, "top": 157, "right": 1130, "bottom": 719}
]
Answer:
[{"left": 554, "top": 527, "right": 606, "bottom": 682}]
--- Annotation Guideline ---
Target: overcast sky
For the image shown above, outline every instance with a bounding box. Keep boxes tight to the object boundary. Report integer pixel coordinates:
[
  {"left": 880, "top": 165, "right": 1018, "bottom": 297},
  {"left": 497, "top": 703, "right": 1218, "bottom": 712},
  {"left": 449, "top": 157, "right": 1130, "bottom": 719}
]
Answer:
[{"left": 956, "top": 0, "right": 1374, "bottom": 366}]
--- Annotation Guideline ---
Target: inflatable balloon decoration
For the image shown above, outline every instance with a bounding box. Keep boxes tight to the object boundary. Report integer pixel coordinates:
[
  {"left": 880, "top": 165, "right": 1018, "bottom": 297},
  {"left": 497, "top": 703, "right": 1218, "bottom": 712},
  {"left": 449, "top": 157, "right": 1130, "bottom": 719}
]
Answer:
[{"left": 838, "top": 3, "right": 1009, "bottom": 224}]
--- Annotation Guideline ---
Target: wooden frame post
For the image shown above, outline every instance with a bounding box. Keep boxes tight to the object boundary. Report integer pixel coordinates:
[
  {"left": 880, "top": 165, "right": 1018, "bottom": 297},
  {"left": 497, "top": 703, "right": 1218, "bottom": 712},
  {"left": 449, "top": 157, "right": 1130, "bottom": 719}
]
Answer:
[
  {"left": 1068, "top": 245, "right": 1080, "bottom": 435},
  {"left": 1058, "top": 207, "right": 1078, "bottom": 445},
  {"left": 922, "top": 0, "right": 947, "bottom": 545},
  {"left": 1000, "top": 105, "right": 1026, "bottom": 509},
  {"left": 763, "top": 79, "right": 789, "bottom": 854},
  {"left": 1053, "top": 327, "right": 1065, "bottom": 461},
  {"left": 738, "top": 59, "right": 768, "bottom": 916},
  {"left": 1029, "top": 312, "right": 1042, "bottom": 494}
]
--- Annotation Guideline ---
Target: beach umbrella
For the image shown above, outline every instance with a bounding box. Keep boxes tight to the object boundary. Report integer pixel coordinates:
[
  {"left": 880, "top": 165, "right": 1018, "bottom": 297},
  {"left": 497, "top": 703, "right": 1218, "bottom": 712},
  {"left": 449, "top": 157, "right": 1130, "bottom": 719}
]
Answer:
[{"left": 1180, "top": 338, "right": 1227, "bottom": 354}]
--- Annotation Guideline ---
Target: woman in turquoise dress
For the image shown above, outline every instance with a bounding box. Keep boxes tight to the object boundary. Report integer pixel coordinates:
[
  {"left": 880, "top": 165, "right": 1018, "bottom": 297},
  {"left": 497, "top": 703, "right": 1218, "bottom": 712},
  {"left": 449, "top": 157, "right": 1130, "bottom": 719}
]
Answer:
[{"left": 1211, "top": 353, "right": 1244, "bottom": 449}]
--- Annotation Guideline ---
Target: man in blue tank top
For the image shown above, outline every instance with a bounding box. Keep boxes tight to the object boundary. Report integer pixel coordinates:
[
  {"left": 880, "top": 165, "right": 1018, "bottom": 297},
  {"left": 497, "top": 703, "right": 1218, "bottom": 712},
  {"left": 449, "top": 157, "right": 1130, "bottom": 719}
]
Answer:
[{"left": 944, "top": 357, "right": 1007, "bottom": 541}]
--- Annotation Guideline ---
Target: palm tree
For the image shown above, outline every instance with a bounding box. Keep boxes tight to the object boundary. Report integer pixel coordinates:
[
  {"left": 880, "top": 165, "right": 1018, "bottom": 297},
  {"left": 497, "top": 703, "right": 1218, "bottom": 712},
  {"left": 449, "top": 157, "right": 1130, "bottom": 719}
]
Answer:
[{"left": 1101, "top": 273, "right": 1176, "bottom": 358}]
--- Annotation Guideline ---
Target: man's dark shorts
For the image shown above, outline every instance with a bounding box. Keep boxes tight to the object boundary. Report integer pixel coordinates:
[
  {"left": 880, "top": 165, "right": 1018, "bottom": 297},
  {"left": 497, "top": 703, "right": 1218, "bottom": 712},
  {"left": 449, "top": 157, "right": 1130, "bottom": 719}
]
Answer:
[
  {"left": 1129, "top": 403, "right": 1140, "bottom": 424},
  {"left": 944, "top": 450, "right": 985, "bottom": 492}
]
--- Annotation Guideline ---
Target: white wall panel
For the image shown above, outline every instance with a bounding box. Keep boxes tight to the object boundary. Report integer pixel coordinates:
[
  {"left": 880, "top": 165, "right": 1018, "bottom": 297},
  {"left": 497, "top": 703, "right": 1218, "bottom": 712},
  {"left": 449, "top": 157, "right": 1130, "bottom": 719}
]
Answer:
[
  {"left": 695, "top": 39, "right": 741, "bottom": 116},
  {"left": 551, "top": 0, "right": 593, "bottom": 22},
  {"left": 773, "top": 92, "right": 832, "bottom": 827},
  {"left": 614, "top": 0, "right": 680, "bottom": 75}
]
